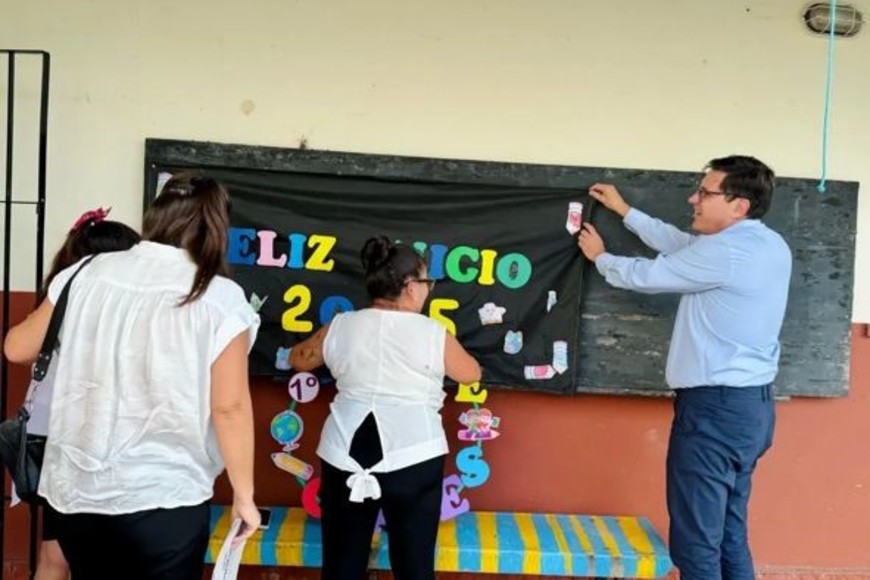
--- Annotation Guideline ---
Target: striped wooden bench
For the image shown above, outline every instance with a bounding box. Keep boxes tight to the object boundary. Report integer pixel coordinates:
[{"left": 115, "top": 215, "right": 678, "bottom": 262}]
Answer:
[{"left": 206, "top": 506, "right": 672, "bottom": 578}]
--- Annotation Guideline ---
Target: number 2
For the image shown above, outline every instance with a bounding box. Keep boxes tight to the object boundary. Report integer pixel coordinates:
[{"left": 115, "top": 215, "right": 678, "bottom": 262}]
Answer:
[{"left": 283, "top": 285, "right": 313, "bottom": 332}]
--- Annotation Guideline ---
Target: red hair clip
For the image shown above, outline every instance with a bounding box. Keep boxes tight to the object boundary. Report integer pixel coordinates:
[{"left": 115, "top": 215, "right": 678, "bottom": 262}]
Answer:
[{"left": 70, "top": 207, "right": 111, "bottom": 232}]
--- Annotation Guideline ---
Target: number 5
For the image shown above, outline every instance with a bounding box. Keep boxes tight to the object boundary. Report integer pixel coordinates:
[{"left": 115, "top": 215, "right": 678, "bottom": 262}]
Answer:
[{"left": 429, "top": 298, "right": 459, "bottom": 336}]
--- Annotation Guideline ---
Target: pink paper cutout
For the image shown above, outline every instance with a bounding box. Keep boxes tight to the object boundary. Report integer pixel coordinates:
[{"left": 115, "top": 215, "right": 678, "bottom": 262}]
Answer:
[
  {"left": 302, "top": 477, "right": 322, "bottom": 519},
  {"left": 458, "top": 408, "right": 501, "bottom": 441}
]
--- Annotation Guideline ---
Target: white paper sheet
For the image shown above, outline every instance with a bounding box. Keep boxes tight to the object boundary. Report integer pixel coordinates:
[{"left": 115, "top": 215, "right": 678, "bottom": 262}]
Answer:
[{"left": 211, "top": 517, "right": 247, "bottom": 580}]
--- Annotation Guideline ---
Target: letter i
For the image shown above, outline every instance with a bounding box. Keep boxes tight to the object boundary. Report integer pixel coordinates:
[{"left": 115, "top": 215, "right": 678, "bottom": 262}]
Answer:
[{"left": 287, "top": 233, "right": 307, "bottom": 269}]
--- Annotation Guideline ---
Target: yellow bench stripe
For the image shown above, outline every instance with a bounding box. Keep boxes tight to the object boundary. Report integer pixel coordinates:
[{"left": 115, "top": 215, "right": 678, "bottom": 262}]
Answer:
[
  {"left": 514, "top": 513, "right": 541, "bottom": 574},
  {"left": 592, "top": 515, "right": 621, "bottom": 556},
  {"left": 476, "top": 511, "right": 499, "bottom": 572},
  {"left": 618, "top": 516, "right": 657, "bottom": 578},
  {"left": 241, "top": 527, "right": 261, "bottom": 564},
  {"left": 436, "top": 516, "right": 459, "bottom": 570},
  {"left": 567, "top": 515, "right": 595, "bottom": 555},
  {"left": 274, "top": 507, "right": 304, "bottom": 565},
  {"left": 208, "top": 508, "right": 233, "bottom": 562}
]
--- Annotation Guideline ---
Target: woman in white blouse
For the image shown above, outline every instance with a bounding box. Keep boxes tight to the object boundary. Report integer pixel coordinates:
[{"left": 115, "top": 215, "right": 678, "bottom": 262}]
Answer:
[
  {"left": 5, "top": 175, "right": 261, "bottom": 580},
  {"left": 23, "top": 211, "right": 140, "bottom": 580},
  {"left": 291, "top": 235, "right": 481, "bottom": 580}
]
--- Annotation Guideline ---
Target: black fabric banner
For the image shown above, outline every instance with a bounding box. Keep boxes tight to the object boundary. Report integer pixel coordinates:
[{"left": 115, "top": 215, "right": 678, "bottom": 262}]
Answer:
[{"left": 155, "top": 167, "right": 589, "bottom": 395}]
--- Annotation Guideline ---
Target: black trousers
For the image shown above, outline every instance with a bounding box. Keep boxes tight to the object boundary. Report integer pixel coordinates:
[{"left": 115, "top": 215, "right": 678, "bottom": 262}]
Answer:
[
  {"left": 53, "top": 501, "right": 210, "bottom": 580},
  {"left": 41, "top": 502, "right": 61, "bottom": 541},
  {"left": 667, "top": 385, "right": 775, "bottom": 580},
  {"left": 320, "top": 413, "right": 444, "bottom": 580}
]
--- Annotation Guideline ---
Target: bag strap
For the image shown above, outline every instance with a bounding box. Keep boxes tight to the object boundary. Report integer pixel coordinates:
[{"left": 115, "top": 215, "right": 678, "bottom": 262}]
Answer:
[{"left": 32, "top": 255, "right": 96, "bottom": 381}]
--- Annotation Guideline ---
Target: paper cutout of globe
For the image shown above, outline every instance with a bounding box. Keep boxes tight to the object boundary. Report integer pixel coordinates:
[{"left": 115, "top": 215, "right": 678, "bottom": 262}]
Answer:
[{"left": 271, "top": 410, "right": 304, "bottom": 448}]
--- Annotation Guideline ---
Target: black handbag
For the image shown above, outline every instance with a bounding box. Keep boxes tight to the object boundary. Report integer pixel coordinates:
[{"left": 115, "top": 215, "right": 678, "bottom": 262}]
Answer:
[{"left": 0, "top": 256, "right": 93, "bottom": 504}]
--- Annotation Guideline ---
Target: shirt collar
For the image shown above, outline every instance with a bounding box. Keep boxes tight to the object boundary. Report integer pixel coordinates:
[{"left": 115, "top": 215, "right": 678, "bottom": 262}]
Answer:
[
  {"left": 132, "top": 240, "right": 193, "bottom": 262},
  {"left": 720, "top": 218, "right": 762, "bottom": 235}
]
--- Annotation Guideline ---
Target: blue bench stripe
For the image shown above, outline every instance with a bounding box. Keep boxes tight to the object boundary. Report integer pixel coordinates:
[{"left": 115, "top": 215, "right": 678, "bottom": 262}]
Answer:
[
  {"left": 209, "top": 505, "right": 222, "bottom": 536},
  {"left": 260, "top": 508, "right": 286, "bottom": 565},
  {"left": 496, "top": 512, "right": 524, "bottom": 573},
  {"left": 206, "top": 505, "right": 223, "bottom": 563},
  {"left": 577, "top": 516, "right": 610, "bottom": 577},
  {"left": 301, "top": 510, "right": 321, "bottom": 567},
  {"left": 555, "top": 514, "right": 589, "bottom": 576},
  {"left": 532, "top": 513, "right": 565, "bottom": 575},
  {"left": 456, "top": 512, "right": 481, "bottom": 571}
]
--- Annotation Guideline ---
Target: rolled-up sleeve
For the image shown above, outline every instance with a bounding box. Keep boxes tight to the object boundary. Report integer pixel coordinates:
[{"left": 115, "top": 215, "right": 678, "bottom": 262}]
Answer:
[{"left": 211, "top": 296, "right": 260, "bottom": 363}]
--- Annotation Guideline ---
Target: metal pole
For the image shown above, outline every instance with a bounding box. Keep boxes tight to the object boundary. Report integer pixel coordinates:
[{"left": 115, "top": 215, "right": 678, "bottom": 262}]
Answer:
[
  {"left": 0, "top": 50, "right": 16, "bottom": 580},
  {"left": 0, "top": 49, "right": 51, "bottom": 580},
  {"left": 26, "top": 51, "right": 51, "bottom": 580},
  {"left": 35, "top": 52, "right": 49, "bottom": 298}
]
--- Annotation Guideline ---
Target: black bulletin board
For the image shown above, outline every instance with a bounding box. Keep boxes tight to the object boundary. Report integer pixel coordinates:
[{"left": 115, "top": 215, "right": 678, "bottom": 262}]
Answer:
[{"left": 145, "top": 139, "right": 858, "bottom": 397}]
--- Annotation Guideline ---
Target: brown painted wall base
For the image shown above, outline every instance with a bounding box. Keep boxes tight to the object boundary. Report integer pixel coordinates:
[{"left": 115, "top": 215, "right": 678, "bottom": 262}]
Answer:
[
  {"left": 757, "top": 569, "right": 870, "bottom": 580},
  {"left": 3, "top": 290, "right": 869, "bottom": 576}
]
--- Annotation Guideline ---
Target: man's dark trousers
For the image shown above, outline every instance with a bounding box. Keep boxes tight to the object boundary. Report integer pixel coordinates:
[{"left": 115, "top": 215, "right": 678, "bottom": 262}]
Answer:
[{"left": 667, "top": 384, "right": 775, "bottom": 580}]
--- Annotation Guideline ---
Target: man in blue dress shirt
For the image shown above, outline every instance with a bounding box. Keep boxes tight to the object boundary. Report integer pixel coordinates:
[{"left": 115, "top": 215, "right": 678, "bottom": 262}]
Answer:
[{"left": 577, "top": 155, "right": 792, "bottom": 580}]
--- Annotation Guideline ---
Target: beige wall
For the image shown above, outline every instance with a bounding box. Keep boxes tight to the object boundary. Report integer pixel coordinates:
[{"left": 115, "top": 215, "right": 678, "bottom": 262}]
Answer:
[{"left": 2, "top": 0, "right": 869, "bottom": 319}]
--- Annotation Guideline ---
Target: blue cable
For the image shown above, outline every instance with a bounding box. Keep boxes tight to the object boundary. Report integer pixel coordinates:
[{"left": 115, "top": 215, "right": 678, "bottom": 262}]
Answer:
[{"left": 817, "top": 0, "right": 837, "bottom": 193}]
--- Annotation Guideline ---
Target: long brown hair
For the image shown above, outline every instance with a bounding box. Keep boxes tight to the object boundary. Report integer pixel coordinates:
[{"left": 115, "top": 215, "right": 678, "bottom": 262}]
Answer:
[{"left": 142, "top": 173, "right": 231, "bottom": 304}]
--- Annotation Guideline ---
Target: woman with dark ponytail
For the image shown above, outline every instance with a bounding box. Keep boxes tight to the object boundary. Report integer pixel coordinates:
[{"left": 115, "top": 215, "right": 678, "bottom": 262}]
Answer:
[
  {"left": 292, "top": 235, "right": 481, "bottom": 580},
  {"left": 10, "top": 208, "right": 139, "bottom": 580},
  {"left": 41, "top": 208, "right": 140, "bottom": 297},
  {"left": 5, "top": 174, "right": 261, "bottom": 580}
]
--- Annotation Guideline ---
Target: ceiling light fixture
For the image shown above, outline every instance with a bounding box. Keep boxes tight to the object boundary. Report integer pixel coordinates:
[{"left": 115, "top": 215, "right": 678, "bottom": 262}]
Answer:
[{"left": 803, "top": 3, "right": 863, "bottom": 37}]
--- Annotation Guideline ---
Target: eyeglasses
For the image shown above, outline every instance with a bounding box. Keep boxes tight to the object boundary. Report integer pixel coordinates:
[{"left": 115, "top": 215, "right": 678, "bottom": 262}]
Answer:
[
  {"left": 693, "top": 187, "right": 740, "bottom": 202},
  {"left": 411, "top": 278, "right": 436, "bottom": 291}
]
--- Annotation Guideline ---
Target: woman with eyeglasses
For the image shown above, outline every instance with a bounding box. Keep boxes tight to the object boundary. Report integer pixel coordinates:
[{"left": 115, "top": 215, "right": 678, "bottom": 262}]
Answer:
[
  {"left": 291, "top": 235, "right": 481, "bottom": 580},
  {"left": 5, "top": 174, "right": 261, "bottom": 579}
]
